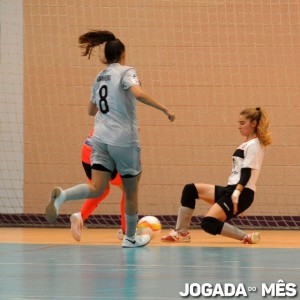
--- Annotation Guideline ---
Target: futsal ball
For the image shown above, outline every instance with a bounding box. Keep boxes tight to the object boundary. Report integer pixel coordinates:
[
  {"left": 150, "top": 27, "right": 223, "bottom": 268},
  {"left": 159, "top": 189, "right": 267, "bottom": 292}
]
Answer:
[{"left": 137, "top": 216, "right": 162, "bottom": 238}]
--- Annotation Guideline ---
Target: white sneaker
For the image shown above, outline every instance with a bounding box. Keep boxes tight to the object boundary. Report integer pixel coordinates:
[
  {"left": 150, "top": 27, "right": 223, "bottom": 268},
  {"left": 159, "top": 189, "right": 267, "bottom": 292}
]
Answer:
[
  {"left": 161, "top": 229, "right": 191, "bottom": 242},
  {"left": 116, "top": 228, "right": 125, "bottom": 240},
  {"left": 122, "top": 234, "right": 151, "bottom": 248},
  {"left": 45, "top": 187, "right": 63, "bottom": 223},
  {"left": 117, "top": 228, "right": 148, "bottom": 240},
  {"left": 243, "top": 232, "right": 260, "bottom": 244},
  {"left": 70, "top": 212, "right": 83, "bottom": 241}
]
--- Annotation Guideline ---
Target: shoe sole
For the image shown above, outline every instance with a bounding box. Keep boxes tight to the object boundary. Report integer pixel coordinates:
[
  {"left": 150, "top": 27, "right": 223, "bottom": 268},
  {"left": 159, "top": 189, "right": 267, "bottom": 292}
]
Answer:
[
  {"left": 70, "top": 214, "right": 82, "bottom": 242},
  {"left": 243, "top": 232, "right": 261, "bottom": 244},
  {"left": 161, "top": 236, "right": 191, "bottom": 242},
  {"left": 122, "top": 237, "right": 151, "bottom": 248},
  {"left": 161, "top": 239, "right": 191, "bottom": 243},
  {"left": 45, "top": 188, "right": 60, "bottom": 224}
]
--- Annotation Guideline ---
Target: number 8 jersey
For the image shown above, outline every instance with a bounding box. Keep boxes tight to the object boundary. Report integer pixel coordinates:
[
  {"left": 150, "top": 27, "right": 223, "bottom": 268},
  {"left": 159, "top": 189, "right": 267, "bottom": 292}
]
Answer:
[{"left": 90, "top": 63, "right": 141, "bottom": 147}]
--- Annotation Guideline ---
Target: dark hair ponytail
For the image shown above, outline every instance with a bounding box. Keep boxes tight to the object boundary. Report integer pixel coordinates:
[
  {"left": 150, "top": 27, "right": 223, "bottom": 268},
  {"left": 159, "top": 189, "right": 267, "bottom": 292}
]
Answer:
[{"left": 78, "top": 30, "right": 125, "bottom": 63}]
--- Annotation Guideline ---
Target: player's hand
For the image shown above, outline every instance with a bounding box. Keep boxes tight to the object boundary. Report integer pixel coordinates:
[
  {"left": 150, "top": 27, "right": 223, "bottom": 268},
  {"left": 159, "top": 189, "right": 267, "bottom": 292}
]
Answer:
[
  {"left": 165, "top": 110, "right": 175, "bottom": 122},
  {"left": 231, "top": 189, "right": 241, "bottom": 215}
]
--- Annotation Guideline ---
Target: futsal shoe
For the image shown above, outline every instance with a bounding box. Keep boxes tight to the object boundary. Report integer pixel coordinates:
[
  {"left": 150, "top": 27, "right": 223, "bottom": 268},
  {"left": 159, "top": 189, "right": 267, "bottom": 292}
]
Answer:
[
  {"left": 70, "top": 212, "right": 83, "bottom": 241},
  {"left": 242, "top": 232, "right": 260, "bottom": 244},
  {"left": 161, "top": 229, "right": 191, "bottom": 242},
  {"left": 116, "top": 228, "right": 125, "bottom": 240},
  {"left": 117, "top": 227, "right": 145, "bottom": 240},
  {"left": 45, "top": 187, "right": 63, "bottom": 223},
  {"left": 122, "top": 234, "right": 151, "bottom": 248}
]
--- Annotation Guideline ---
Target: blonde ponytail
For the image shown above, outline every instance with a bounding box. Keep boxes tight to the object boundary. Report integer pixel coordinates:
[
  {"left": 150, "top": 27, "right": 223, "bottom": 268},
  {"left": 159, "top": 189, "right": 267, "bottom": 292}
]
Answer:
[{"left": 240, "top": 107, "right": 272, "bottom": 146}]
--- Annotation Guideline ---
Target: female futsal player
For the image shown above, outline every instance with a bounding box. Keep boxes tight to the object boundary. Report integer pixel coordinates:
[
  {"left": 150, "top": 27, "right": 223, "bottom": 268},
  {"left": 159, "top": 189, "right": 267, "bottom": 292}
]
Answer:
[
  {"left": 70, "top": 129, "right": 125, "bottom": 242},
  {"left": 45, "top": 30, "right": 175, "bottom": 248},
  {"left": 162, "top": 107, "right": 272, "bottom": 244}
]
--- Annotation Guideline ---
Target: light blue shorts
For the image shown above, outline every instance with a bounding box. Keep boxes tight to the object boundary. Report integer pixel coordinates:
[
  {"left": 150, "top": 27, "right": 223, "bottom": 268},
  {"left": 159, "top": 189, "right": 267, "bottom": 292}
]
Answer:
[{"left": 91, "top": 141, "right": 142, "bottom": 177}]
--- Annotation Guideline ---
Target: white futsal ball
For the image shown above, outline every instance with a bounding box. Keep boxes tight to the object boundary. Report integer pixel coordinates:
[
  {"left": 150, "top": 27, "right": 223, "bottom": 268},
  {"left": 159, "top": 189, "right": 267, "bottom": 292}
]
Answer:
[{"left": 137, "top": 216, "right": 162, "bottom": 238}]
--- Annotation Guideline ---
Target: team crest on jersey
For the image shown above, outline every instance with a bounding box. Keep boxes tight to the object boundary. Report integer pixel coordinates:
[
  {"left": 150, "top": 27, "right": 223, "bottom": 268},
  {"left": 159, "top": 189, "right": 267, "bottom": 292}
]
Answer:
[{"left": 130, "top": 72, "right": 140, "bottom": 83}]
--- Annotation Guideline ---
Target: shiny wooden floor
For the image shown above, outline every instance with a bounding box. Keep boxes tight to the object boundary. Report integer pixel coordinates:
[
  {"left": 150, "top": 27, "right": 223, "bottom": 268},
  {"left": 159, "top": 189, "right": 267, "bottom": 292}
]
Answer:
[
  {"left": 1, "top": 228, "right": 299, "bottom": 300},
  {"left": 1, "top": 227, "right": 300, "bottom": 248}
]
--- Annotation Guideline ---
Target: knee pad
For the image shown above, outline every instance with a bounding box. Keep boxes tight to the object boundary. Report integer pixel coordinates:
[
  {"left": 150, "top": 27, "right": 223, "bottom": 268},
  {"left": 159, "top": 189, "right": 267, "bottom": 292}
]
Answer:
[
  {"left": 181, "top": 183, "right": 198, "bottom": 209},
  {"left": 201, "top": 216, "right": 224, "bottom": 235}
]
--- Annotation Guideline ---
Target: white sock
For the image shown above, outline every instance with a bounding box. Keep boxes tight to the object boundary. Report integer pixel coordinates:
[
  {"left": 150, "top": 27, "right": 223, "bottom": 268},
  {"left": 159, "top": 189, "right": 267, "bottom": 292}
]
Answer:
[
  {"left": 53, "top": 184, "right": 90, "bottom": 212},
  {"left": 175, "top": 206, "right": 194, "bottom": 233},
  {"left": 125, "top": 214, "right": 138, "bottom": 239},
  {"left": 64, "top": 184, "right": 90, "bottom": 201},
  {"left": 221, "top": 223, "right": 246, "bottom": 240}
]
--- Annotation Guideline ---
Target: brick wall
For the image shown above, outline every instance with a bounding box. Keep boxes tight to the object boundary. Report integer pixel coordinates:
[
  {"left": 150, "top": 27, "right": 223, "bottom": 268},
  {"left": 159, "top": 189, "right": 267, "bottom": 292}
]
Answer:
[{"left": 24, "top": 1, "right": 300, "bottom": 217}]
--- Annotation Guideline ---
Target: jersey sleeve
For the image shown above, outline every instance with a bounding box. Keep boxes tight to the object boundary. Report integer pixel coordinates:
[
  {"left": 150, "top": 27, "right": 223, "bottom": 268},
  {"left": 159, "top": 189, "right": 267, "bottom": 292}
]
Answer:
[
  {"left": 90, "top": 77, "right": 99, "bottom": 104},
  {"left": 243, "top": 142, "right": 263, "bottom": 170},
  {"left": 122, "top": 68, "right": 141, "bottom": 89}
]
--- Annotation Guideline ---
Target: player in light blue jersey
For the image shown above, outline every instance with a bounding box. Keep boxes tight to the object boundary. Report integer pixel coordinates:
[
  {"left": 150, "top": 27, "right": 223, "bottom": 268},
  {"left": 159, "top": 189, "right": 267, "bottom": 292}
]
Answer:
[{"left": 45, "top": 30, "right": 175, "bottom": 248}]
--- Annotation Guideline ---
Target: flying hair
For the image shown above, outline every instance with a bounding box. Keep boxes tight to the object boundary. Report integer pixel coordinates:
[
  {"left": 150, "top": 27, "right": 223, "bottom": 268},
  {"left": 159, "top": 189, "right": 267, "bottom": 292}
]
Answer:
[
  {"left": 78, "top": 30, "right": 116, "bottom": 59},
  {"left": 240, "top": 107, "right": 272, "bottom": 146}
]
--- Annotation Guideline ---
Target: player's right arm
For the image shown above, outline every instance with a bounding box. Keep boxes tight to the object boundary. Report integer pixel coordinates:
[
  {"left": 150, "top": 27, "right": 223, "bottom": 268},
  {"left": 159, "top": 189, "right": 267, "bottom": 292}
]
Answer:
[{"left": 130, "top": 85, "right": 175, "bottom": 122}]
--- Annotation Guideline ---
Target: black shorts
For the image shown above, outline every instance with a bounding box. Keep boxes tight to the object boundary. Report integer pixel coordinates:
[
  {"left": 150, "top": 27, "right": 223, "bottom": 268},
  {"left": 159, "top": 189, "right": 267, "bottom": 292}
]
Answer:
[
  {"left": 82, "top": 162, "right": 118, "bottom": 181},
  {"left": 215, "top": 185, "right": 254, "bottom": 220}
]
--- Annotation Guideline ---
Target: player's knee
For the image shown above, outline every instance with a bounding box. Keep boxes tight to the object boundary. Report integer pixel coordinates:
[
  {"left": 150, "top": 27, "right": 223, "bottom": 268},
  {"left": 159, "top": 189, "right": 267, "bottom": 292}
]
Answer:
[
  {"left": 201, "top": 216, "right": 223, "bottom": 235},
  {"left": 181, "top": 183, "right": 198, "bottom": 209}
]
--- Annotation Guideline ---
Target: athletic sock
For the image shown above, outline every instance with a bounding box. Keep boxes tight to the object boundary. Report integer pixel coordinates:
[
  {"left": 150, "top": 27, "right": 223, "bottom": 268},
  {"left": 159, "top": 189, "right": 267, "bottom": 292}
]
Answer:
[
  {"left": 64, "top": 184, "right": 90, "bottom": 202},
  {"left": 54, "top": 185, "right": 90, "bottom": 212},
  {"left": 53, "top": 190, "right": 66, "bottom": 211},
  {"left": 125, "top": 213, "right": 138, "bottom": 238},
  {"left": 120, "top": 193, "right": 126, "bottom": 233},
  {"left": 80, "top": 188, "right": 110, "bottom": 221},
  {"left": 175, "top": 206, "right": 194, "bottom": 233},
  {"left": 221, "top": 222, "right": 246, "bottom": 240}
]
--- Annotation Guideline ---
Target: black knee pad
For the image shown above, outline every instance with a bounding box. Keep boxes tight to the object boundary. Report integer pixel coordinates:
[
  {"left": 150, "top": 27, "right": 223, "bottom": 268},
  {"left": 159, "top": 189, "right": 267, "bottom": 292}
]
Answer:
[
  {"left": 181, "top": 183, "right": 198, "bottom": 209},
  {"left": 201, "top": 216, "right": 224, "bottom": 235}
]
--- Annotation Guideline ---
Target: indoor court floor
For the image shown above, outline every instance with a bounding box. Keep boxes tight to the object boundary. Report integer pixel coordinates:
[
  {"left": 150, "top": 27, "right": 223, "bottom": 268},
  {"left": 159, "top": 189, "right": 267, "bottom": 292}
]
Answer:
[{"left": 0, "top": 228, "right": 299, "bottom": 300}]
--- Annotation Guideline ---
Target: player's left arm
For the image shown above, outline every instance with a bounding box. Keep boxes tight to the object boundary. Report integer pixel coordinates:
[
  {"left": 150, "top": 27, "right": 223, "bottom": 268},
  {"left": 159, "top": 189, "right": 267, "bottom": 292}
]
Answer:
[
  {"left": 232, "top": 141, "right": 263, "bottom": 215},
  {"left": 88, "top": 101, "right": 98, "bottom": 116},
  {"left": 232, "top": 168, "right": 252, "bottom": 215},
  {"left": 89, "top": 75, "right": 101, "bottom": 116},
  {"left": 232, "top": 142, "right": 257, "bottom": 214}
]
